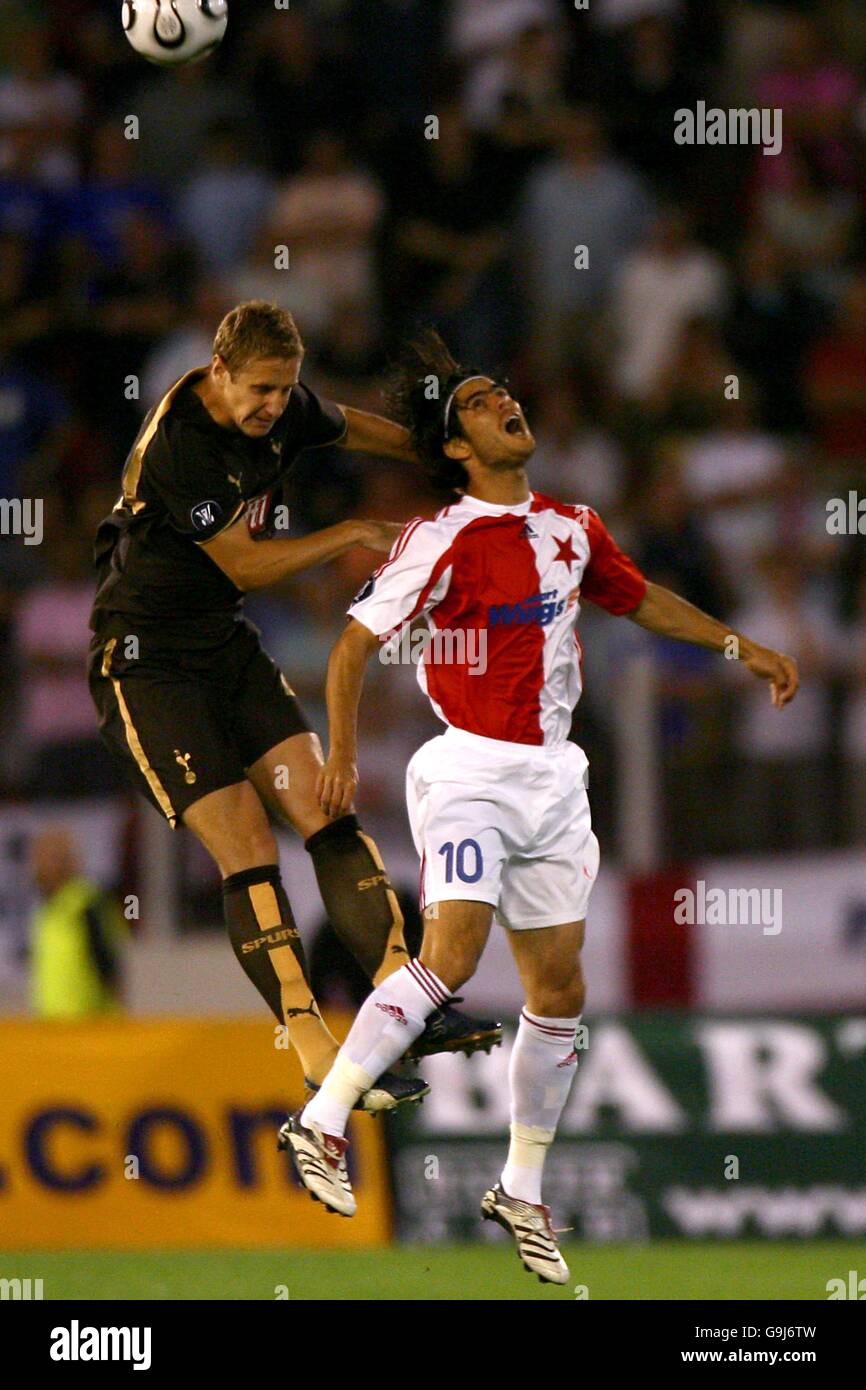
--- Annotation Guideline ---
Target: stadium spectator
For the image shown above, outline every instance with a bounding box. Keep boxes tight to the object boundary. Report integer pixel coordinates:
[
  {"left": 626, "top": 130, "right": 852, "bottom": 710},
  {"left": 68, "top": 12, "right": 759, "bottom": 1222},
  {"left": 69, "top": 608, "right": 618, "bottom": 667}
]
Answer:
[
  {"left": 245, "top": 9, "right": 344, "bottom": 177},
  {"left": 516, "top": 106, "right": 652, "bottom": 375},
  {"left": 728, "top": 550, "right": 840, "bottom": 851},
  {"left": 343, "top": 0, "right": 443, "bottom": 139},
  {"left": 222, "top": 222, "right": 332, "bottom": 345},
  {"left": 463, "top": 18, "right": 570, "bottom": 153},
  {"left": 755, "top": 143, "right": 858, "bottom": 302},
  {"left": 61, "top": 120, "right": 168, "bottom": 273},
  {"left": 0, "top": 23, "right": 83, "bottom": 186},
  {"left": 93, "top": 206, "right": 192, "bottom": 339},
  {"left": 804, "top": 271, "right": 866, "bottom": 469},
  {"left": 66, "top": 6, "right": 141, "bottom": 118},
  {"left": 587, "top": 0, "right": 684, "bottom": 31},
  {"left": 91, "top": 206, "right": 195, "bottom": 435},
  {"left": 0, "top": 335, "right": 62, "bottom": 758},
  {"left": 647, "top": 315, "right": 738, "bottom": 433},
  {"left": 127, "top": 60, "right": 254, "bottom": 189},
  {"left": 28, "top": 825, "right": 125, "bottom": 1017},
  {"left": 0, "top": 231, "right": 55, "bottom": 362},
  {"left": 527, "top": 378, "right": 625, "bottom": 515},
  {"left": 268, "top": 131, "right": 384, "bottom": 320},
  {"left": 679, "top": 385, "right": 788, "bottom": 602},
  {"left": 387, "top": 98, "right": 514, "bottom": 363},
  {"left": 139, "top": 281, "right": 230, "bottom": 413},
  {"left": 448, "top": 0, "right": 560, "bottom": 67},
  {"left": 753, "top": 12, "right": 860, "bottom": 196},
  {"left": 0, "top": 126, "right": 58, "bottom": 268},
  {"left": 176, "top": 120, "right": 274, "bottom": 274},
  {"left": 724, "top": 230, "right": 825, "bottom": 432},
  {"left": 14, "top": 496, "right": 122, "bottom": 799},
  {"left": 611, "top": 205, "right": 727, "bottom": 404},
  {"left": 0, "top": 350, "right": 69, "bottom": 500},
  {"left": 634, "top": 448, "right": 729, "bottom": 617},
  {"left": 634, "top": 457, "right": 732, "bottom": 856},
  {"left": 605, "top": 15, "right": 701, "bottom": 195},
  {"left": 308, "top": 300, "right": 390, "bottom": 413}
]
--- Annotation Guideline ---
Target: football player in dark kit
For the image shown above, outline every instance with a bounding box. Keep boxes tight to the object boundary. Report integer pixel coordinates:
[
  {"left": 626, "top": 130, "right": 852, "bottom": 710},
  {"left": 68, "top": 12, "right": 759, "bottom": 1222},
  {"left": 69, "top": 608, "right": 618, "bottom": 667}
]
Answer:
[{"left": 89, "top": 300, "right": 500, "bottom": 1120}]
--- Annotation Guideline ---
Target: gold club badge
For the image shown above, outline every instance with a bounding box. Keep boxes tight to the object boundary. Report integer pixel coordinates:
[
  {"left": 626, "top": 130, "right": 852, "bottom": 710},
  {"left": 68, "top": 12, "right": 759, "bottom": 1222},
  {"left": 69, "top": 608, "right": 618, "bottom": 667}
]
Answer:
[{"left": 174, "top": 750, "right": 197, "bottom": 785}]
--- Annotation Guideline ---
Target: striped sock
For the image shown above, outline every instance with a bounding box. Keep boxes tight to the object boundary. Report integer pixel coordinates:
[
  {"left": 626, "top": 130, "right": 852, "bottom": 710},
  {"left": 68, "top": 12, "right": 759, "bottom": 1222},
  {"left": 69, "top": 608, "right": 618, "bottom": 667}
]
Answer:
[
  {"left": 500, "top": 1008, "right": 581, "bottom": 1205},
  {"left": 302, "top": 959, "right": 449, "bottom": 1137}
]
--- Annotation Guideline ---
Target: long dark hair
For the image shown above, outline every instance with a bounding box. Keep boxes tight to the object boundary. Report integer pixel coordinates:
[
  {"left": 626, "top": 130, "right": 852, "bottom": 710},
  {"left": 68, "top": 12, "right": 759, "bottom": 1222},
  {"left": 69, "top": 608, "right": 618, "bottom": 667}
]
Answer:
[{"left": 385, "top": 329, "right": 479, "bottom": 494}]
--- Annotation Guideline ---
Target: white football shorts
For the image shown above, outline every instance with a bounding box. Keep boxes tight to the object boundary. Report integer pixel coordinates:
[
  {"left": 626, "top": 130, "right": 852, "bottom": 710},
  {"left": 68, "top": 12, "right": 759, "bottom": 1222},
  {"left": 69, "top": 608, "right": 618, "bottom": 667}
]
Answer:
[{"left": 405, "top": 726, "right": 600, "bottom": 931}]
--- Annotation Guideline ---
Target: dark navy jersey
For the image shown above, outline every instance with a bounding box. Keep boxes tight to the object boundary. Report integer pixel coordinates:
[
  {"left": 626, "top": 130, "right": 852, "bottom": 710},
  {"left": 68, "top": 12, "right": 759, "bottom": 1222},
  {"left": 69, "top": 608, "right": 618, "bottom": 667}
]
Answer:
[{"left": 90, "top": 367, "right": 346, "bottom": 649}]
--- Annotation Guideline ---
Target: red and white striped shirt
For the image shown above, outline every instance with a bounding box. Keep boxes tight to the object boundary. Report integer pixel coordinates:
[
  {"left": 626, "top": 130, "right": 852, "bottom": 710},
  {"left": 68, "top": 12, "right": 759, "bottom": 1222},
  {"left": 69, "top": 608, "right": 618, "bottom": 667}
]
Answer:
[{"left": 348, "top": 491, "right": 647, "bottom": 747}]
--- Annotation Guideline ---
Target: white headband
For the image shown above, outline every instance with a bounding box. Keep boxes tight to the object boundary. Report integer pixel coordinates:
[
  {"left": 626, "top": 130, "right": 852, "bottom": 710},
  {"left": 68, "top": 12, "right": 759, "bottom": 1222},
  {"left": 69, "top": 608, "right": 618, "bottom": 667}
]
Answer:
[{"left": 442, "top": 375, "right": 491, "bottom": 440}]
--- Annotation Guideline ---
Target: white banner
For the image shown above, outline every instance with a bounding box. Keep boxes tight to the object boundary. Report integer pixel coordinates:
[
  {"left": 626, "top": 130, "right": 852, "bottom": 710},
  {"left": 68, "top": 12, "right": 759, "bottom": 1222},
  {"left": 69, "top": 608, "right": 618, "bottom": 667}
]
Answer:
[{"left": 695, "top": 851, "right": 866, "bottom": 1009}]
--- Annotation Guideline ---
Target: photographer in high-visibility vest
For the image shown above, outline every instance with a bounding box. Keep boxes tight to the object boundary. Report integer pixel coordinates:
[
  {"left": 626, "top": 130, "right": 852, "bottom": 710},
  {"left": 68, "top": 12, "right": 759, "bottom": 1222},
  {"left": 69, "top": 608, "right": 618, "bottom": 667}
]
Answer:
[{"left": 28, "top": 827, "right": 125, "bottom": 1017}]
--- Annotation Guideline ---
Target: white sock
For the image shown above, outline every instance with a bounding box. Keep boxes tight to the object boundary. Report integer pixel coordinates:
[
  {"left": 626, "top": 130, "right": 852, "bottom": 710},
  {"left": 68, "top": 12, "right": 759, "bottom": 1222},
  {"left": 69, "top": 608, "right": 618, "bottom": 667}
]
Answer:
[
  {"left": 301, "top": 959, "right": 449, "bottom": 1136},
  {"left": 500, "top": 1008, "right": 580, "bottom": 1205}
]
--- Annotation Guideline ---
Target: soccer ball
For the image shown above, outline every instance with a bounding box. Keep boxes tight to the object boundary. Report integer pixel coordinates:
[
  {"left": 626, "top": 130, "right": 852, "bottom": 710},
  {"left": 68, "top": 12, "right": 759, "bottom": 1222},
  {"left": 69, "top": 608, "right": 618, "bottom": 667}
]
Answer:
[{"left": 122, "top": 0, "right": 228, "bottom": 67}]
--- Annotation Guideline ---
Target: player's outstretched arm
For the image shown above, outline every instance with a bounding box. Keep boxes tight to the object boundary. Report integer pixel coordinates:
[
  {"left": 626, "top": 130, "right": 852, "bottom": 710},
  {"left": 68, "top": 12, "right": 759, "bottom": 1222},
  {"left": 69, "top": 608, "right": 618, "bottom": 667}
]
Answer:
[
  {"left": 202, "top": 516, "right": 402, "bottom": 591},
  {"left": 318, "top": 618, "right": 381, "bottom": 818},
  {"left": 627, "top": 580, "right": 799, "bottom": 708},
  {"left": 336, "top": 406, "right": 418, "bottom": 463}
]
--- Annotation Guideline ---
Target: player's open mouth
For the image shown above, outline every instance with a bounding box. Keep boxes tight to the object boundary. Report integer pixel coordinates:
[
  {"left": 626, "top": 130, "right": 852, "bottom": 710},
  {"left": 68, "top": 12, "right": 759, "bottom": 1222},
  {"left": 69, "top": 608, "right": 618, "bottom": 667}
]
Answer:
[{"left": 504, "top": 413, "right": 526, "bottom": 436}]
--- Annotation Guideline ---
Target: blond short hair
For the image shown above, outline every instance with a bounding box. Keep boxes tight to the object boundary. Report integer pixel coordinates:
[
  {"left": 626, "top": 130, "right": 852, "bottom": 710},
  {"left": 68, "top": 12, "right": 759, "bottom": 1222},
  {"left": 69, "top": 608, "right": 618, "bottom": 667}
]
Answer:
[{"left": 213, "top": 301, "right": 304, "bottom": 374}]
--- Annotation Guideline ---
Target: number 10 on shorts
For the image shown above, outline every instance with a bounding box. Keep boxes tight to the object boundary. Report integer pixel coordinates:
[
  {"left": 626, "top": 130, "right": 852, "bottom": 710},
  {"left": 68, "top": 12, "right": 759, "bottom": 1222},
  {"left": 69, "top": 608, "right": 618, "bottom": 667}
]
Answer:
[{"left": 438, "top": 839, "right": 483, "bottom": 884}]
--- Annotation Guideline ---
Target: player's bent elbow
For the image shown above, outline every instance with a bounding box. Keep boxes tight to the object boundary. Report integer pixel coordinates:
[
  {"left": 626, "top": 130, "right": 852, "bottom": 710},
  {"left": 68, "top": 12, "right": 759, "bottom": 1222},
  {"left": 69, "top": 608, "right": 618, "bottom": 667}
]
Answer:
[
  {"left": 341, "top": 618, "right": 381, "bottom": 655},
  {"left": 200, "top": 533, "right": 256, "bottom": 592},
  {"left": 232, "top": 562, "right": 266, "bottom": 592},
  {"left": 211, "top": 557, "right": 256, "bottom": 591}
]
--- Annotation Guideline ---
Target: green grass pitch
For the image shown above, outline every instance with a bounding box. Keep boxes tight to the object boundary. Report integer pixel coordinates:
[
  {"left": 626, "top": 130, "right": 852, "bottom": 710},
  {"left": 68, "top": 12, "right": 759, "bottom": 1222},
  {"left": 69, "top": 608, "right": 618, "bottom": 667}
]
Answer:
[{"left": 3, "top": 1244, "right": 857, "bottom": 1300}]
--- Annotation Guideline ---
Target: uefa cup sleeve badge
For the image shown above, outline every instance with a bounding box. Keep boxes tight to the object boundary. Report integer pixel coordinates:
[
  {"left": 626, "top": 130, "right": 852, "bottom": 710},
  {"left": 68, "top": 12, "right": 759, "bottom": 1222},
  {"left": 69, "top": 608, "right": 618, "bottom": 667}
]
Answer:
[{"left": 174, "top": 750, "right": 197, "bottom": 785}]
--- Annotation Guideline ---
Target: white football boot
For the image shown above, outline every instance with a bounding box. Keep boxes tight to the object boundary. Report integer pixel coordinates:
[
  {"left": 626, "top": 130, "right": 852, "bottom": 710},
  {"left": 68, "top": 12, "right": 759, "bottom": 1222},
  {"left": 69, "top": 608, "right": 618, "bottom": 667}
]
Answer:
[
  {"left": 481, "top": 1182, "right": 571, "bottom": 1284},
  {"left": 282, "top": 1111, "right": 356, "bottom": 1217}
]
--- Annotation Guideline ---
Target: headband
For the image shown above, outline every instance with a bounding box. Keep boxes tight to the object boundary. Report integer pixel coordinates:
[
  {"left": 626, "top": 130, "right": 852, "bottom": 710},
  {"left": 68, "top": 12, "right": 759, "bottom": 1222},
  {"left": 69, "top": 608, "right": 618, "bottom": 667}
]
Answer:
[{"left": 442, "top": 375, "right": 491, "bottom": 441}]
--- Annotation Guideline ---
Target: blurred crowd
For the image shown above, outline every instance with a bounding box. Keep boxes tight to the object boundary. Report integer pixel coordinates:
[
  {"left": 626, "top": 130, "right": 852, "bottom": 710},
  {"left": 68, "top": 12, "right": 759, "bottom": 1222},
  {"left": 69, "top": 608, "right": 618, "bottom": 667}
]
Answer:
[{"left": 2, "top": 0, "right": 866, "bottom": 863}]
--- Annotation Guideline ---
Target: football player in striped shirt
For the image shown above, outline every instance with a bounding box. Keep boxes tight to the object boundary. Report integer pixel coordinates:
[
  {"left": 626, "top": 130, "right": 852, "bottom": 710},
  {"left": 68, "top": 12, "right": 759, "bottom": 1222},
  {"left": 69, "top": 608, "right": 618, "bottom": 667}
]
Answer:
[{"left": 286, "top": 331, "right": 798, "bottom": 1282}]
